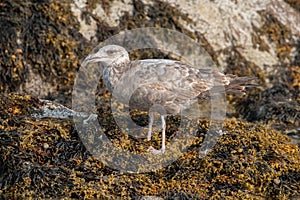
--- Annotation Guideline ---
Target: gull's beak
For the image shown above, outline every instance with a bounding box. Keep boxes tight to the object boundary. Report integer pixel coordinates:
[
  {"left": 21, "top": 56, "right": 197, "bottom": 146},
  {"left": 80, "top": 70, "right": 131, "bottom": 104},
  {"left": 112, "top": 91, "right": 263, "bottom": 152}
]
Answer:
[
  {"left": 83, "top": 54, "right": 92, "bottom": 61},
  {"left": 81, "top": 54, "right": 93, "bottom": 66},
  {"left": 81, "top": 54, "right": 106, "bottom": 66},
  {"left": 82, "top": 54, "right": 97, "bottom": 63}
]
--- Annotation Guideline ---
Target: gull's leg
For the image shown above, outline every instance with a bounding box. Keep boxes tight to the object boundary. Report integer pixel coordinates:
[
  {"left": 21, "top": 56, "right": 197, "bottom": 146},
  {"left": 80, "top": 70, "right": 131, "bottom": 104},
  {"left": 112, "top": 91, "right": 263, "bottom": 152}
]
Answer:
[
  {"left": 148, "top": 115, "right": 166, "bottom": 155},
  {"left": 147, "top": 112, "right": 154, "bottom": 141},
  {"left": 161, "top": 115, "right": 166, "bottom": 152}
]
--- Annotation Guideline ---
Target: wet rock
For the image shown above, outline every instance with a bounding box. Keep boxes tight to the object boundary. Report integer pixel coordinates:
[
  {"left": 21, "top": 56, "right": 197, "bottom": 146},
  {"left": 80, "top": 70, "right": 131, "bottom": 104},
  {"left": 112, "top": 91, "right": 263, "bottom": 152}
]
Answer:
[{"left": 0, "top": 0, "right": 299, "bottom": 199}]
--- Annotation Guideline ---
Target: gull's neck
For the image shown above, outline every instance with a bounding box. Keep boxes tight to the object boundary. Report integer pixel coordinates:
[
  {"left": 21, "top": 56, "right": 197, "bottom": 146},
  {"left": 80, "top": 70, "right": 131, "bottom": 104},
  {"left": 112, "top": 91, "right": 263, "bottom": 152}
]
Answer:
[{"left": 103, "top": 54, "right": 130, "bottom": 91}]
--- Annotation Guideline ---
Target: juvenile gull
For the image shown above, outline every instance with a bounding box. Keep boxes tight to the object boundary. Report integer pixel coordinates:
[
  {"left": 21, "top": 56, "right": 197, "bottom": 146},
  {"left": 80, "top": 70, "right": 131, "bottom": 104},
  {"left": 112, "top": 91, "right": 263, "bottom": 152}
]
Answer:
[{"left": 82, "top": 45, "right": 254, "bottom": 155}]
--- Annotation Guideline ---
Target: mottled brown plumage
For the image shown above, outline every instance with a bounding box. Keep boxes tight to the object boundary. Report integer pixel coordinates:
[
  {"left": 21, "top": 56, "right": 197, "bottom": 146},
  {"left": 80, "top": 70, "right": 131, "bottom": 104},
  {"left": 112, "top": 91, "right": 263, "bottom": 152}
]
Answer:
[{"left": 83, "top": 45, "right": 254, "bottom": 155}]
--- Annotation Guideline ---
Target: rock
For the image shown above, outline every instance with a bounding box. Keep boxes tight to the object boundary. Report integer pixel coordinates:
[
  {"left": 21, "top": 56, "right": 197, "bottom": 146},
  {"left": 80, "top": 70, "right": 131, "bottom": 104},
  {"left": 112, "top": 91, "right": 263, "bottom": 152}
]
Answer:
[{"left": 0, "top": 0, "right": 299, "bottom": 199}]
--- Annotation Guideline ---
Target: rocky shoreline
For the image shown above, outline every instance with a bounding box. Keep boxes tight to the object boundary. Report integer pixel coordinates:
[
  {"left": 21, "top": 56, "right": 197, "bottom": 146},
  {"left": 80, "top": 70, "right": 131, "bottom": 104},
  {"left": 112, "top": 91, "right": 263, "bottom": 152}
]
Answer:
[{"left": 0, "top": 0, "right": 299, "bottom": 199}]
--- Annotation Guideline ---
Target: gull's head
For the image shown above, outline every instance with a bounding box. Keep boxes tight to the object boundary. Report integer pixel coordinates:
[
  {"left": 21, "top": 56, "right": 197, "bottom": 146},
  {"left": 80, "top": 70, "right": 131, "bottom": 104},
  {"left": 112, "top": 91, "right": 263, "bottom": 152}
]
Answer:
[{"left": 82, "top": 45, "right": 129, "bottom": 66}]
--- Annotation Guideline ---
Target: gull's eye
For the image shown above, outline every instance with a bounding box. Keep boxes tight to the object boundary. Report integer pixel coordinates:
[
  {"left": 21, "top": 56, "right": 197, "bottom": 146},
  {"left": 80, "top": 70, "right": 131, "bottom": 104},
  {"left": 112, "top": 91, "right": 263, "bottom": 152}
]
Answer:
[{"left": 106, "top": 50, "right": 116, "bottom": 55}]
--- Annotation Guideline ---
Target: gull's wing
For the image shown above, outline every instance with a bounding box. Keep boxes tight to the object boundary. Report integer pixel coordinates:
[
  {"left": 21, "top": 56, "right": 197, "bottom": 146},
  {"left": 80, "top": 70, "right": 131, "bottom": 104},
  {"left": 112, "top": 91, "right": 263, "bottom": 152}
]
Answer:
[
  {"left": 110, "top": 58, "right": 254, "bottom": 114},
  {"left": 124, "top": 59, "right": 229, "bottom": 113},
  {"left": 132, "top": 59, "right": 229, "bottom": 94}
]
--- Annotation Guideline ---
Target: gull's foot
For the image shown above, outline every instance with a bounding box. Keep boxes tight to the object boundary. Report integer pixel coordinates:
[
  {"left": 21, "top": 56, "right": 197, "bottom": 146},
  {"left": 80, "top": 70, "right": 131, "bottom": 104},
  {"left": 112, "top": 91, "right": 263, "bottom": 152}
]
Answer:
[
  {"left": 147, "top": 135, "right": 152, "bottom": 141},
  {"left": 147, "top": 146, "right": 165, "bottom": 155}
]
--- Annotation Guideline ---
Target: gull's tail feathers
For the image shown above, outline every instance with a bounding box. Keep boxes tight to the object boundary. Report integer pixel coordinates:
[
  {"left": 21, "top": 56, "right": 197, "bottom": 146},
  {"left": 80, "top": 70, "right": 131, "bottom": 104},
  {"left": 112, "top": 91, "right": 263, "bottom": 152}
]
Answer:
[{"left": 224, "top": 75, "right": 257, "bottom": 95}]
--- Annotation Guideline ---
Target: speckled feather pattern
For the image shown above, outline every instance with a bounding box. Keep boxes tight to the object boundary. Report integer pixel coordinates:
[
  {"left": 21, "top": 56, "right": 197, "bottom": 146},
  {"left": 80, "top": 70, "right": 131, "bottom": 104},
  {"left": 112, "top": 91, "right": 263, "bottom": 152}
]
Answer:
[
  {"left": 103, "top": 58, "right": 251, "bottom": 114},
  {"left": 83, "top": 45, "right": 254, "bottom": 155},
  {"left": 84, "top": 45, "right": 253, "bottom": 114}
]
